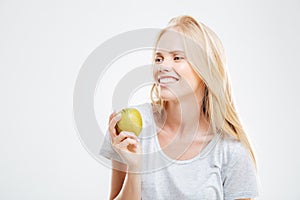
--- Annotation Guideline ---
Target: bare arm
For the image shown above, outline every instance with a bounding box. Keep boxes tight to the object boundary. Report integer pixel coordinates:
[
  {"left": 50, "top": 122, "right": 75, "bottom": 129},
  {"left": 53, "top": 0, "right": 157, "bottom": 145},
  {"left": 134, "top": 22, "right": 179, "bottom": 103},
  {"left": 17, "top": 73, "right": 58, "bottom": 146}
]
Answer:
[
  {"left": 109, "top": 160, "right": 127, "bottom": 200},
  {"left": 113, "top": 170, "right": 141, "bottom": 200},
  {"left": 110, "top": 160, "right": 141, "bottom": 200}
]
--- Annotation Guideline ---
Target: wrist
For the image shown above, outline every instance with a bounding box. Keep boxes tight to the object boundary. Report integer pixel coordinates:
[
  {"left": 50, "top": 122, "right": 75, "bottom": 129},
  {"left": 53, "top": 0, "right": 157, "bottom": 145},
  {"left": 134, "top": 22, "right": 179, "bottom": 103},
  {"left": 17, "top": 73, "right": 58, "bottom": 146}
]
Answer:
[{"left": 127, "top": 164, "right": 142, "bottom": 174}]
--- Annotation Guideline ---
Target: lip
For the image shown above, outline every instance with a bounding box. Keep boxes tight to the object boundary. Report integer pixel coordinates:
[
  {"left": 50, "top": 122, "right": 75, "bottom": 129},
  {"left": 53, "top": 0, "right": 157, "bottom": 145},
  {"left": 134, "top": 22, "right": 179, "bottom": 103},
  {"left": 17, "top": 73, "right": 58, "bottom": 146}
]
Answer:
[{"left": 158, "top": 75, "right": 180, "bottom": 85}]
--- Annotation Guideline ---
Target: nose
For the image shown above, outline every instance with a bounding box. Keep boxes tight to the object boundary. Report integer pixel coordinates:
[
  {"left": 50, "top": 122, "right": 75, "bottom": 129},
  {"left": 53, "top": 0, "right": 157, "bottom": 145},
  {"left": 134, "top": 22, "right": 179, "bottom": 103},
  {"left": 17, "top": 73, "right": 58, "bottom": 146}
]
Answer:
[
  {"left": 158, "top": 58, "right": 173, "bottom": 72},
  {"left": 158, "top": 65, "right": 171, "bottom": 72}
]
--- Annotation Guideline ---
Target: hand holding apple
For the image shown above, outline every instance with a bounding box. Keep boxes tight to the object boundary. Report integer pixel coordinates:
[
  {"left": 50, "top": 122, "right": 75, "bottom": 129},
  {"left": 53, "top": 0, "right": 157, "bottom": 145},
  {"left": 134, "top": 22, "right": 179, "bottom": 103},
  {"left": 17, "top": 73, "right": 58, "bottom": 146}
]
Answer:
[{"left": 108, "top": 109, "right": 143, "bottom": 171}]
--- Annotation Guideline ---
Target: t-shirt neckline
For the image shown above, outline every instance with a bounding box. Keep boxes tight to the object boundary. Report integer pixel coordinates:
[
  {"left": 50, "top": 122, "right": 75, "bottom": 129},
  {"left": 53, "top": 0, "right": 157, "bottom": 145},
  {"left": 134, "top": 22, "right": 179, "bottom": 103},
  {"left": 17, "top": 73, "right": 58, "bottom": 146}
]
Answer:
[{"left": 148, "top": 103, "right": 222, "bottom": 164}]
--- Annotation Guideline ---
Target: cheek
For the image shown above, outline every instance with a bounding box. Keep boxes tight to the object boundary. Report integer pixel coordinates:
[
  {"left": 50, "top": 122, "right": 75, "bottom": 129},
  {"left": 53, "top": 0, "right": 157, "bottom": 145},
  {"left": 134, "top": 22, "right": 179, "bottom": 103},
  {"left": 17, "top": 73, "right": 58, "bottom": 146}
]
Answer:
[
  {"left": 153, "top": 67, "right": 159, "bottom": 82},
  {"left": 177, "top": 64, "right": 201, "bottom": 89}
]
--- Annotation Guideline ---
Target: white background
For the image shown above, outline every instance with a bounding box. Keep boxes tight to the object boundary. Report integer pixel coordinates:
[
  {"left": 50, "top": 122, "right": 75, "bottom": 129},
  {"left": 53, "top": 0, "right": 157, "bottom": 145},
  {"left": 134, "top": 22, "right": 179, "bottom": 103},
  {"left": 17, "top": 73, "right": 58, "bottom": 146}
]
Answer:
[{"left": 1, "top": 0, "right": 300, "bottom": 199}]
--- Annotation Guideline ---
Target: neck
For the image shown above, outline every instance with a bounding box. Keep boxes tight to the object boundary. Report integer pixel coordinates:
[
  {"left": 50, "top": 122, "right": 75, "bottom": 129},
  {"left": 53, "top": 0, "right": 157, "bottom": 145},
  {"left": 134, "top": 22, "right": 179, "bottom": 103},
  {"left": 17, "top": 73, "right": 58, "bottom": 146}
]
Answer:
[{"left": 162, "top": 93, "right": 211, "bottom": 138}]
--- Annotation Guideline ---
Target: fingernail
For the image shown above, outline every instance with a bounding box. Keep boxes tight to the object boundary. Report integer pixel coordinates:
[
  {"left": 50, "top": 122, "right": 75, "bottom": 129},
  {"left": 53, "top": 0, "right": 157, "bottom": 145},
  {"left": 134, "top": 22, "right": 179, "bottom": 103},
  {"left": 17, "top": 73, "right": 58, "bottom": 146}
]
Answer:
[
  {"left": 128, "top": 132, "right": 138, "bottom": 140},
  {"left": 115, "top": 113, "right": 121, "bottom": 120},
  {"left": 123, "top": 131, "right": 130, "bottom": 135}
]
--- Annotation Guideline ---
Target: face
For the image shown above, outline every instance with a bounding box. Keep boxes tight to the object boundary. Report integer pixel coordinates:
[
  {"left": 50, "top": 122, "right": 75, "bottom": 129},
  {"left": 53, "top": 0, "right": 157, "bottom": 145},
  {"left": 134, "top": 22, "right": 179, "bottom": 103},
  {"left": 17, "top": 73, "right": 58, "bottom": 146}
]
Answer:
[{"left": 153, "top": 29, "right": 203, "bottom": 102}]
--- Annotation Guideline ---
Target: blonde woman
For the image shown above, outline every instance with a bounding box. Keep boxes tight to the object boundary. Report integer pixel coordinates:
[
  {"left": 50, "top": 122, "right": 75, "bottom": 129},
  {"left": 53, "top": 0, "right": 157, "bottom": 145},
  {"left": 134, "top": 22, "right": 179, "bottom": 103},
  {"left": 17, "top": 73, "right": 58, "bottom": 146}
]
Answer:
[{"left": 100, "top": 15, "right": 258, "bottom": 200}]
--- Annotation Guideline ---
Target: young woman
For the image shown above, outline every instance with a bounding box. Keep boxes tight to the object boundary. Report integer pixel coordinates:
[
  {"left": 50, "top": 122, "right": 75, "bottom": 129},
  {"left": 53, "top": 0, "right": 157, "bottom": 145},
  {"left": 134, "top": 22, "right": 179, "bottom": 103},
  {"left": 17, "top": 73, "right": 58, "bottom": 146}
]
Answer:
[{"left": 100, "top": 15, "right": 258, "bottom": 200}]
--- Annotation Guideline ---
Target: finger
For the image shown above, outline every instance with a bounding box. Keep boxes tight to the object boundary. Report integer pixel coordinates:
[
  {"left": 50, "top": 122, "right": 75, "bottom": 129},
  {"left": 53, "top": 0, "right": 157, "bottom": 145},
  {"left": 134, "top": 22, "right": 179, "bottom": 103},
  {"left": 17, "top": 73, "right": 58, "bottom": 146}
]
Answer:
[
  {"left": 121, "top": 131, "right": 138, "bottom": 140},
  {"left": 109, "top": 111, "right": 117, "bottom": 122},
  {"left": 116, "top": 138, "right": 138, "bottom": 151},
  {"left": 109, "top": 112, "right": 121, "bottom": 128},
  {"left": 108, "top": 113, "right": 122, "bottom": 138},
  {"left": 113, "top": 131, "right": 138, "bottom": 145}
]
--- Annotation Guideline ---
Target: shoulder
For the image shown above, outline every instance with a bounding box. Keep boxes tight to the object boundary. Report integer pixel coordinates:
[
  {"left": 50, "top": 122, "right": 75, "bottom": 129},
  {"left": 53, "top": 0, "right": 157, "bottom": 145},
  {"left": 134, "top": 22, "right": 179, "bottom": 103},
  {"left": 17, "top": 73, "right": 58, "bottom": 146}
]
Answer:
[
  {"left": 217, "top": 132, "right": 253, "bottom": 167},
  {"left": 217, "top": 133, "right": 258, "bottom": 199}
]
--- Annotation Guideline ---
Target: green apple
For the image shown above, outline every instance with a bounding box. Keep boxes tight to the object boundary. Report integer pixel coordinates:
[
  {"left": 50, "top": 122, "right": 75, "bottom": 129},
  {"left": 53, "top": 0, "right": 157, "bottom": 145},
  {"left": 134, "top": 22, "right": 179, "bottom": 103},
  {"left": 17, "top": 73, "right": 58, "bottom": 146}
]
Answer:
[{"left": 116, "top": 108, "right": 143, "bottom": 137}]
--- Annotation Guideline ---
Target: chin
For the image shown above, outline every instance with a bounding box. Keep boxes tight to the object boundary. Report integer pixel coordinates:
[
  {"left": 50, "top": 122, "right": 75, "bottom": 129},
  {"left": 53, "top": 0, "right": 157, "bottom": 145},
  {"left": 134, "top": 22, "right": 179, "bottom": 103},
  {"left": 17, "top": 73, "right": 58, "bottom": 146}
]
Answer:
[{"left": 160, "top": 89, "right": 180, "bottom": 102}]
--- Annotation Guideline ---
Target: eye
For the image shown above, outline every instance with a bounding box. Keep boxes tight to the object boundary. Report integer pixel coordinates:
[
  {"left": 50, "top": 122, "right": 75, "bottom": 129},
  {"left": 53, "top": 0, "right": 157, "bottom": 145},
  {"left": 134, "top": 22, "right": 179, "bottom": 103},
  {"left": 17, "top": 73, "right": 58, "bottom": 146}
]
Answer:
[
  {"left": 174, "top": 55, "right": 184, "bottom": 61},
  {"left": 154, "top": 56, "right": 163, "bottom": 64}
]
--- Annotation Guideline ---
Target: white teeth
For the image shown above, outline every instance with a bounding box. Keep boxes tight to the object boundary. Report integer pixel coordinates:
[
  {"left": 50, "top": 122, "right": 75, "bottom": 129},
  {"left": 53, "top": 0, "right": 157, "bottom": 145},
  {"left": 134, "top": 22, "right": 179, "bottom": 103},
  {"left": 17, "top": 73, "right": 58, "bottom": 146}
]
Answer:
[{"left": 159, "top": 77, "right": 179, "bottom": 84}]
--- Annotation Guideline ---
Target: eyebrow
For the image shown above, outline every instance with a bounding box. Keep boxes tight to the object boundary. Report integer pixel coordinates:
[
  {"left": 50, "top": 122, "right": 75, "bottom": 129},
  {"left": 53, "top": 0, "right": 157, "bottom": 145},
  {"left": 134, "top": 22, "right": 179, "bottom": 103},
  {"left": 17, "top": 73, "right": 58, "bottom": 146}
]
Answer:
[{"left": 155, "top": 50, "right": 185, "bottom": 56}]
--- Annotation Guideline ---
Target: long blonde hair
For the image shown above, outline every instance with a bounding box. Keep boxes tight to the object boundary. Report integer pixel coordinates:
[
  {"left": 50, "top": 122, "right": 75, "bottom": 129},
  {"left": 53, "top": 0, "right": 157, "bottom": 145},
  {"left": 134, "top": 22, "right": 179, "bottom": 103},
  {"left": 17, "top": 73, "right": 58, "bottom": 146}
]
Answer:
[{"left": 150, "top": 15, "right": 256, "bottom": 166}]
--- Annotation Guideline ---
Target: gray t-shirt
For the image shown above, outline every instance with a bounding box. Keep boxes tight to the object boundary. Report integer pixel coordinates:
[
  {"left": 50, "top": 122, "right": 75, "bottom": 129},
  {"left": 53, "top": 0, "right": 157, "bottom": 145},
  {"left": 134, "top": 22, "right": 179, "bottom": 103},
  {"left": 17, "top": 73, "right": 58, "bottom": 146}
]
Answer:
[{"left": 99, "top": 103, "right": 258, "bottom": 200}]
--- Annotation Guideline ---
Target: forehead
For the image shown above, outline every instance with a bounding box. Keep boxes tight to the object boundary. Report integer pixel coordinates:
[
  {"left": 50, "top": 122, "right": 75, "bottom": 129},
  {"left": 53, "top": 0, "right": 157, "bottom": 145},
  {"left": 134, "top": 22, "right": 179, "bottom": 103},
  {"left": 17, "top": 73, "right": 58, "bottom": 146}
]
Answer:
[{"left": 156, "top": 30, "right": 185, "bottom": 53}]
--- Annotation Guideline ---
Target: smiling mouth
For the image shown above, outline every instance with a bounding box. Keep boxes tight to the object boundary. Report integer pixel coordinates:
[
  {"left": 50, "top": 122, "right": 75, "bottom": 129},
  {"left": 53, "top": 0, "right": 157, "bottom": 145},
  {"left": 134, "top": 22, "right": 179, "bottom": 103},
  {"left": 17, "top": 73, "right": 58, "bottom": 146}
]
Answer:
[{"left": 158, "top": 76, "right": 179, "bottom": 85}]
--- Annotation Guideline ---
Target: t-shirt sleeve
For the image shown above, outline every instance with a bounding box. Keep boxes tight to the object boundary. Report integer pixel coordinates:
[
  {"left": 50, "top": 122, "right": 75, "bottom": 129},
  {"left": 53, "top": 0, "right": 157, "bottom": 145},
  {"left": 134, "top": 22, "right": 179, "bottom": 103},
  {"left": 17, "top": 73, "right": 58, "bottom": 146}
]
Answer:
[
  {"left": 222, "top": 141, "right": 259, "bottom": 200},
  {"left": 99, "top": 129, "right": 127, "bottom": 164}
]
